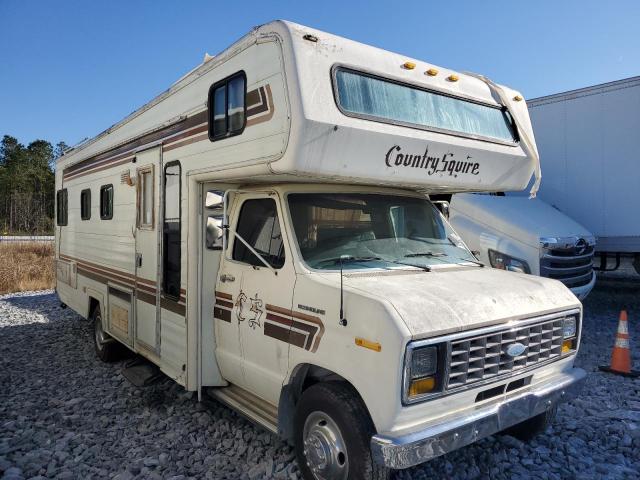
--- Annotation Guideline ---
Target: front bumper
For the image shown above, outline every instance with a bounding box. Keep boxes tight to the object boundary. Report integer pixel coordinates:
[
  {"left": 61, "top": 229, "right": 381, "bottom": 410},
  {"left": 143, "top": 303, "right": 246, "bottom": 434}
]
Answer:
[
  {"left": 371, "top": 367, "right": 586, "bottom": 469},
  {"left": 569, "top": 272, "right": 596, "bottom": 301}
]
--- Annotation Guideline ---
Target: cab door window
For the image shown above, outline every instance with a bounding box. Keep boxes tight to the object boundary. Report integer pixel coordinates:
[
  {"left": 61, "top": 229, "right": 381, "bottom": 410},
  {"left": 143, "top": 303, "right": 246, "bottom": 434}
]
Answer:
[{"left": 232, "top": 199, "right": 285, "bottom": 269}]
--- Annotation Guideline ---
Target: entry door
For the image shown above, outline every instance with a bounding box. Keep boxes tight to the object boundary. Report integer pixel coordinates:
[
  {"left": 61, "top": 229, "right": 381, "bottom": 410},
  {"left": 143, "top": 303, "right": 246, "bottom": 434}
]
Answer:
[
  {"left": 200, "top": 183, "right": 235, "bottom": 387},
  {"left": 134, "top": 147, "right": 161, "bottom": 353},
  {"left": 216, "top": 193, "right": 296, "bottom": 405}
]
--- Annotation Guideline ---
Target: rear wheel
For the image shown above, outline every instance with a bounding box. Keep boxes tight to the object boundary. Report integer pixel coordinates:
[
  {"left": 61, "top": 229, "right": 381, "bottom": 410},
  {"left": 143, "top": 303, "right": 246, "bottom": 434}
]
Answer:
[
  {"left": 92, "top": 305, "right": 124, "bottom": 362},
  {"left": 294, "top": 382, "right": 391, "bottom": 480},
  {"left": 503, "top": 406, "right": 557, "bottom": 441}
]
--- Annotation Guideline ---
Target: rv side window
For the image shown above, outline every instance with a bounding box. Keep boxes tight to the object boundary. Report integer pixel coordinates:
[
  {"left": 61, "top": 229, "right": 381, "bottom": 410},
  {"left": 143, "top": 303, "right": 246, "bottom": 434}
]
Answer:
[
  {"left": 232, "top": 199, "right": 285, "bottom": 269},
  {"left": 137, "top": 166, "right": 154, "bottom": 229},
  {"left": 100, "top": 184, "right": 113, "bottom": 220},
  {"left": 162, "top": 162, "right": 181, "bottom": 299},
  {"left": 208, "top": 71, "right": 246, "bottom": 141},
  {"left": 80, "top": 189, "right": 91, "bottom": 220},
  {"left": 56, "top": 189, "right": 68, "bottom": 226}
]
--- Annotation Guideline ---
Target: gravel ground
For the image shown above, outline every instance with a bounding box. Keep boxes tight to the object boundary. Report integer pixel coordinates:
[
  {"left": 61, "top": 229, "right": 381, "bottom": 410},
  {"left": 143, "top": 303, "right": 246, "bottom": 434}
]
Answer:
[{"left": 1, "top": 280, "right": 639, "bottom": 480}]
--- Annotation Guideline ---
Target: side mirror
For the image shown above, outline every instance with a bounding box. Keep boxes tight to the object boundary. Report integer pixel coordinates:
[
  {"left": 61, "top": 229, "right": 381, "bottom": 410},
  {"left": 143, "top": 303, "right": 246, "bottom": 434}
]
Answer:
[
  {"left": 205, "top": 190, "right": 224, "bottom": 210},
  {"left": 432, "top": 200, "right": 450, "bottom": 218},
  {"left": 206, "top": 215, "right": 224, "bottom": 250}
]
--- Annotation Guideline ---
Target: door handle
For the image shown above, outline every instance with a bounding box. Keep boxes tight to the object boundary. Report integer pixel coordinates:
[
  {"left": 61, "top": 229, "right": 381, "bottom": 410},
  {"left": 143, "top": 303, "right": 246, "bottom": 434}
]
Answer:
[
  {"left": 220, "top": 273, "right": 235, "bottom": 283},
  {"left": 136, "top": 253, "right": 143, "bottom": 268}
]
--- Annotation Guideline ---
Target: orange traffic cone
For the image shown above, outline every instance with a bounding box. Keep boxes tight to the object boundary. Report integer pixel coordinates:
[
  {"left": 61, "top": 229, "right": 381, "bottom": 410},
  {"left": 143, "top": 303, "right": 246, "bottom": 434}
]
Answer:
[{"left": 599, "top": 310, "right": 639, "bottom": 377}]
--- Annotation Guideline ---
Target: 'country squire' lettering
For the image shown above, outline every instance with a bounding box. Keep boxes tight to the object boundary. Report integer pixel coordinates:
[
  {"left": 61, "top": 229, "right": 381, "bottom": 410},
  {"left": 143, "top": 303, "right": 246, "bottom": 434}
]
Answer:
[{"left": 385, "top": 145, "right": 480, "bottom": 177}]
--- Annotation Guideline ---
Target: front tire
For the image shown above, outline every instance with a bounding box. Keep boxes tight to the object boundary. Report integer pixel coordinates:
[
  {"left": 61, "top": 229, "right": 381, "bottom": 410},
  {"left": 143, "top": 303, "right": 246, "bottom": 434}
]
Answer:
[
  {"left": 294, "top": 382, "right": 390, "bottom": 480},
  {"left": 92, "top": 305, "right": 124, "bottom": 362},
  {"left": 503, "top": 406, "right": 558, "bottom": 441}
]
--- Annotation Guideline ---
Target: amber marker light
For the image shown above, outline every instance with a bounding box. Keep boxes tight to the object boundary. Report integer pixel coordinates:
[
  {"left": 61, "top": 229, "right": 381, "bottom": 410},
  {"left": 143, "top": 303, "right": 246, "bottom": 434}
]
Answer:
[
  {"left": 513, "top": 95, "right": 523, "bottom": 101},
  {"left": 409, "top": 377, "right": 436, "bottom": 396},
  {"left": 425, "top": 68, "right": 438, "bottom": 76},
  {"left": 447, "top": 74, "right": 459, "bottom": 82},
  {"left": 403, "top": 61, "right": 416, "bottom": 70},
  {"left": 355, "top": 337, "right": 382, "bottom": 352},
  {"left": 562, "top": 339, "right": 573, "bottom": 353}
]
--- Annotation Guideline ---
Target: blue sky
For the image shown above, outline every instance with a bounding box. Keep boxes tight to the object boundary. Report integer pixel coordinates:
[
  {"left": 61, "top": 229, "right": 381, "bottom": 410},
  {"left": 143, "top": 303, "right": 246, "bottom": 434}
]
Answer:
[{"left": 1, "top": 0, "right": 639, "bottom": 147}]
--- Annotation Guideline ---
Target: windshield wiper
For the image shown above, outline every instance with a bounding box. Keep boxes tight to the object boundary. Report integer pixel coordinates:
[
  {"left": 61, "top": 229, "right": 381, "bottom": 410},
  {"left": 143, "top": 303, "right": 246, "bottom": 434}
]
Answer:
[
  {"left": 317, "top": 256, "right": 382, "bottom": 266},
  {"left": 317, "top": 255, "right": 431, "bottom": 272},
  {"left": 404, "top": 252, "right": 447, "bottom": 258},
  {"left": 453, "top": 256, "right": 485, "bottom": 267}
]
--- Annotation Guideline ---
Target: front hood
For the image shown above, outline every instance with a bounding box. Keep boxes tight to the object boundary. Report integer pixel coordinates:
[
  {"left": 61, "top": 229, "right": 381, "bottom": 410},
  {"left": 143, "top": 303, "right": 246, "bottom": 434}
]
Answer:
[
  {"left": 339, "top": 266, "right": 579, "bottom": 339},
  {"left": 450, "top": 193, "right": 593, "bottom": 248}
]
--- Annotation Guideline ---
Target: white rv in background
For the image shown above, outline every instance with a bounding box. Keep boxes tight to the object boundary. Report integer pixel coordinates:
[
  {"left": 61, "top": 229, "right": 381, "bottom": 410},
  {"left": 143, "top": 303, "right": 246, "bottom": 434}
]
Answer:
[
  {"left": 55, "top": 21, "right": 586, "bottom": 479},
  {"left": 446, "top": 193, "right": 596, "bottom": 300},
  {"left": 528, "top": 76, "right": 640, "bottom": 275}
]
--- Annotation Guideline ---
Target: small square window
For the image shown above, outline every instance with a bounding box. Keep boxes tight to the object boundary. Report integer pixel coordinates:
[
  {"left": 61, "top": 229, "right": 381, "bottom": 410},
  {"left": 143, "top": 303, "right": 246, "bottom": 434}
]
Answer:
[
  {"left": 208, "top": 71, "right": 246, "bottom": 141},
  {"left": 80, "top": 189, "right": 91, "bottom": 220},
  {"left": 100, "top": 184, "right": 114, "bottom": 220}
]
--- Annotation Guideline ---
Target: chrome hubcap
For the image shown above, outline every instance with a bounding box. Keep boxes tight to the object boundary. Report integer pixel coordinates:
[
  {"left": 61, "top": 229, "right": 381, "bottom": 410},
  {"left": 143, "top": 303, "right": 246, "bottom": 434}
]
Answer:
[{"left": 303, "top": 411, "right": 348, "bottom": 480}]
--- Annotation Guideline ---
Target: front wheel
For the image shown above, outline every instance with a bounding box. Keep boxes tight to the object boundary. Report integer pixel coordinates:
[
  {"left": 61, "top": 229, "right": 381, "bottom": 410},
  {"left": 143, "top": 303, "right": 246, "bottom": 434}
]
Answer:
[
  {"left": 294, "top": 382, "right": 391, "bottom": 480},
  {"left": 502, "top": 406, "right": 558, "bottom": 441},
  {"left": 92, "top": 306, "right": 124, "bottom": 362}
]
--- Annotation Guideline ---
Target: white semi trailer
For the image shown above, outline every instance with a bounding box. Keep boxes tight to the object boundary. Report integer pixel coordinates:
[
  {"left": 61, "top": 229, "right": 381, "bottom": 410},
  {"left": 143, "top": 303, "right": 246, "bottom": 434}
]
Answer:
[
  {"left": 55, "top": 21, "right": 585, "bottom": 479},
  {"left": 527, "top": 76, "right": 640, "bottom": 274}
]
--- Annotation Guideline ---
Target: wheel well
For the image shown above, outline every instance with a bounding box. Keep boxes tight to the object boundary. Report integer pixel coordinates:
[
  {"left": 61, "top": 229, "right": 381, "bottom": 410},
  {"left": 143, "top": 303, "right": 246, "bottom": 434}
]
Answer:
[
  {"left": 277, "top": 364, "right": 370, "bottom": 443},
  {"left": 88, "top": 297, "right": 100, "bottom": 318}
]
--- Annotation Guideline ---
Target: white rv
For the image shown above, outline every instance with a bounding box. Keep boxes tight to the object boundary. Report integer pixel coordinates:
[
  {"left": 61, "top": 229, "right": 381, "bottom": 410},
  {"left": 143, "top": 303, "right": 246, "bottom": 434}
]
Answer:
[{"left": 55, "top": 21, "right": 585, "bottom": 478}]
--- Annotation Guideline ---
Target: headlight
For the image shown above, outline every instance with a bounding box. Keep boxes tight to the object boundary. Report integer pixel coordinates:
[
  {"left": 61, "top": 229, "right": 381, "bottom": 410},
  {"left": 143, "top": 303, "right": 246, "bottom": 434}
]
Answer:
[
  {"left": 411, "top": 346, "right": 438, "bottom": 378},
  {"left": 561, "top": 315, "right": 579, "bottom": 354},
  {"left": 488, "top": 249, "right": 531, "bottom": 274},
  {"left": 404, "top": 345, "right": 443, "bottom": 402},
  {"left": 562, "top": 316, "right": 577, "bottom": 338}
]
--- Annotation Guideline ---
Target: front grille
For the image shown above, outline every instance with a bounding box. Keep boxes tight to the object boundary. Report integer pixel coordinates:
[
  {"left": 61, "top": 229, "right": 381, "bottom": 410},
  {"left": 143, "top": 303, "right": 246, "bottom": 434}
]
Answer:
[
  {"left": 540, "top": 245, "right": 594, "bottom": 288},
  {"left": 446, "top": 317, "right": 564, "bottom": 390}
]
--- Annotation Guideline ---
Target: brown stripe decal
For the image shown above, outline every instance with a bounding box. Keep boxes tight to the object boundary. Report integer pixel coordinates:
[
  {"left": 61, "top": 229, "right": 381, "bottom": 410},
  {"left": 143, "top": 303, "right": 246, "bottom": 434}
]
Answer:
[
  {"left": 215, "top": 291, "right": 232, "bottom": 300},
  {"left": 161, "top": 297, "right": 186, "bottom": 316},
  {"left": 214, "top": 306, "right": 231, "bottom": 322},
  {"left": 264, "top": 304, "right": 324, "bottom": 353},
  {"left": 63, "top": 84, "right": 275, "bottom": 181},
  {"left": 63, "top": 111, "right": 208, "bottom": 179},
  {"left": 65, "top": 253, "right": 187, "bottom": 316},
  {"left": 246, "top": 85, "right": 274, "bottom": 127},
  {"left": 137, "top": 290, "right": 156, "bottom": 307},
  {"left": 216, "top": 299, "right": 233, "bottom": 309},
  {"left": 264, "top": 322, "right": 293, "bottom": 344}
]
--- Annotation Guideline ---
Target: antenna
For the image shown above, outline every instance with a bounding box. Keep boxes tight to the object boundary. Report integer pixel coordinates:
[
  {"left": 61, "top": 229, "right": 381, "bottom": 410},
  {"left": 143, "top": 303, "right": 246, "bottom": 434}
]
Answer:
[{"left": 339, "top": 255, "right": 348, "bottom": 326}]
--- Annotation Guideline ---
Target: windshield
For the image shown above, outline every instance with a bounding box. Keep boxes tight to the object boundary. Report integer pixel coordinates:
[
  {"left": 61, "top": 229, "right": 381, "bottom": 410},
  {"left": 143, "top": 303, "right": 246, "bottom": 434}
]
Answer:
[{"left": 287, "top": 193, "right": 478, "bottom": 270}]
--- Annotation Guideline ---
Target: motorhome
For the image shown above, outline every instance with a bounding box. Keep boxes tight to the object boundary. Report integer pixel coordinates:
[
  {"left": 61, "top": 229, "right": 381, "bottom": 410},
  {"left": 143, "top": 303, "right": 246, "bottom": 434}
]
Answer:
[
  {"left": 55, "top": 21, "right": 585, "bottom": 479},
  {"left": 445, "top": 192, "right": 596, "bottom": 300}
]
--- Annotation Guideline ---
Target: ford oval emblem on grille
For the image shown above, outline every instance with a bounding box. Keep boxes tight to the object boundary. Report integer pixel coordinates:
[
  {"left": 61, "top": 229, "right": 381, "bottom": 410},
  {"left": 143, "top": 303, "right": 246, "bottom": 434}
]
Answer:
[{"left": 506, "top": 342, "right": 526, "bottom": 358}]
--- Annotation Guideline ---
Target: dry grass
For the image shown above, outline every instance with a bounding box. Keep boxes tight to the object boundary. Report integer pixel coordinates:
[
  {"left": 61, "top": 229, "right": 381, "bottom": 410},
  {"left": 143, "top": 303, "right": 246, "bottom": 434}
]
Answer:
[{"left": 0, "top": 242, "right": 55, "bottom": 294}]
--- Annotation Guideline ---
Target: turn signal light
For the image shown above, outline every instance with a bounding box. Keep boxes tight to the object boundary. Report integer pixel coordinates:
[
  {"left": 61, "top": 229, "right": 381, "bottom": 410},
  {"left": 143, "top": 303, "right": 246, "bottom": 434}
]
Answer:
[
  {"left": 562, "top": 339, "right": 573, "bottom": 353},
  {"left": 409, "top": 377, "right": 435, "bottom": 396}
]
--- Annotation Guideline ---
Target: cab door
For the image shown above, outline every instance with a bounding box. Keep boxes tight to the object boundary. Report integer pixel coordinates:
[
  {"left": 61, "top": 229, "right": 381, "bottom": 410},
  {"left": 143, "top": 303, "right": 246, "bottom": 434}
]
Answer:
[
  {"left": 134, "top": 147, "right": 161, "bottom": 353},
  {"left": 216, "top": 193, "right": 296, "bottom": 404}
]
